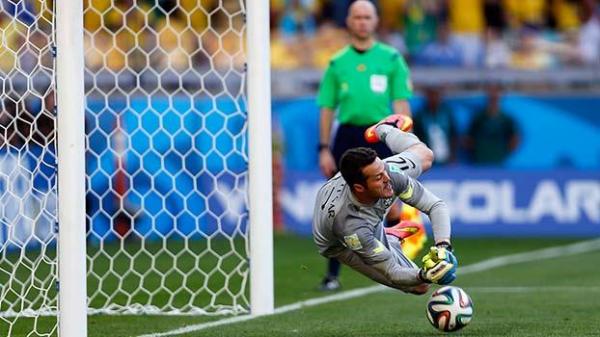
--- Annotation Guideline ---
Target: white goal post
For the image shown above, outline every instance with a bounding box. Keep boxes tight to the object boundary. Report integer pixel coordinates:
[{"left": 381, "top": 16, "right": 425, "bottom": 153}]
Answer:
[
  {"left": 56, "top": 0, "right": 87, "bottom": 336},
  {"left": 247, "top": 0, "right": 274, "bottom": 317}
]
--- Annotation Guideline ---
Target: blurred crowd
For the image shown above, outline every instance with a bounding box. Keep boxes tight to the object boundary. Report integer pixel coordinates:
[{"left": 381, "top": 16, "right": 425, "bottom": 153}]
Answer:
[
  {"left": 83, "top": 0, "right": 248, "bottom": 73},
  {"left": 2, "top": 0, "right": 598, "bottom": 75},
  {"left": 272, "top": 0, "right": 600, "bottom": 69},
  {"left": 0, "top": 0, "right": 247, "bottom": 75}
]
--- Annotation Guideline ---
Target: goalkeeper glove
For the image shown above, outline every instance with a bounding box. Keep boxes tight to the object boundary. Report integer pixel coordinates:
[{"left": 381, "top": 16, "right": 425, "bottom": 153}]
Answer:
[
  {"left": 428, "top": 243, "right": 458, "bottom": 267},
  {"left": 419, "top": 246, "right": 457, "bottom": 285}
]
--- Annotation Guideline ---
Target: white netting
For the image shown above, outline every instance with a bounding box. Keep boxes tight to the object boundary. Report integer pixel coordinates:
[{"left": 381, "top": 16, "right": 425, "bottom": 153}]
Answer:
[
  {"left": 0, "top": 0, "right": 58, "bottom": 336},
  {"left": 83, "top": 0, "right": 249, "bottom": 315},
  {"left": 1, "top": 0, "right": 249, "bottom": 334}
]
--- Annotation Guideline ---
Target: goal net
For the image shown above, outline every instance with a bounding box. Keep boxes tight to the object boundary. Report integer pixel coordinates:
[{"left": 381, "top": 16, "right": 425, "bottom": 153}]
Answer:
[
  {"left": 83, "top": 0, "right": 250, "bottom": 316},
  {"left": 1, "top": 0, "right": 270, "bottom": 335},
  {"left": 0, "top": 0, "right": 58, "bottom": 335}
]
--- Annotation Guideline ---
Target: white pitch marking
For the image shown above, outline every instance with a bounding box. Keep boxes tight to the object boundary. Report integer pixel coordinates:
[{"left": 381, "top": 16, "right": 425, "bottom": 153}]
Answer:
[
  {"left": 457, "top": 238, "right": 600, "bottom": 275},
  {"left": 136, "top": 237, "right": 600, "bottom": 337},
  {"left": 465, "top": 286, "right": 600, "bottom": 293}
]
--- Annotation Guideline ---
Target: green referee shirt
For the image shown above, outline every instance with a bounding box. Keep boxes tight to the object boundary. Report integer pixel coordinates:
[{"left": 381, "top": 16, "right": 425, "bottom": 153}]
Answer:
[{"left": 317, "top": 42, "right": 413, "bottom": 126}]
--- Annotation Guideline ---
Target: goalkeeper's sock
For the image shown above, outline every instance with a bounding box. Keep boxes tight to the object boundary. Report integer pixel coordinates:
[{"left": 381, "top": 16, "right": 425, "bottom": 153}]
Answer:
[{"left": 376, "top": 124, "right": 421, "bottom": 154}]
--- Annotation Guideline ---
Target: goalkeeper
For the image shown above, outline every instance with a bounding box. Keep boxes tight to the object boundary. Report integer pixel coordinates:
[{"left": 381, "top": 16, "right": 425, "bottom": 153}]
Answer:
[{"left": 312, "top": 115, "right": 457, "bottom": 294}]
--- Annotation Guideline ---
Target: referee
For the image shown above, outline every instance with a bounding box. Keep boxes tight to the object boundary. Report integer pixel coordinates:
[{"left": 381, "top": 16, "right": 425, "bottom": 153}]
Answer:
[{"left": 316, "top": 0, "right": 414, "bottom": 291}]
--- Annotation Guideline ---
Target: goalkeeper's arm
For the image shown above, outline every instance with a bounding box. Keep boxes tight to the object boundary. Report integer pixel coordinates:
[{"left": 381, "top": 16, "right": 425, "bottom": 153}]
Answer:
[
  {"left": 334, "top": 249, "right": 419, "bottom": 289},
  {"left": 393, "top": 176, "right": 451, "bottom": 245},
  {"left": 335, "top": 244, "right": 456, "bottom": 288},
  {"left": 400, "top": 178, "right": 458, "bottom": 282}
]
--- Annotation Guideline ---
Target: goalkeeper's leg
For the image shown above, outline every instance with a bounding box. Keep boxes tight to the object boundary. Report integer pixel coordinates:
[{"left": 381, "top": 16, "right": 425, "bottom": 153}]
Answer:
[
  {"left": 378, "top": 124, "right": 433, "bottom": 176},
  {"left": 365, "top": 116, "right": 434, "bottom": 177}
]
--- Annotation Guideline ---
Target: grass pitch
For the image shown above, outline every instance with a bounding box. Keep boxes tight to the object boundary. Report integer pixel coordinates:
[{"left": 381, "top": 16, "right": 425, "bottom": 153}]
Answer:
[{"left": 5, "top": 235, "right": 600, "bottom": 337}]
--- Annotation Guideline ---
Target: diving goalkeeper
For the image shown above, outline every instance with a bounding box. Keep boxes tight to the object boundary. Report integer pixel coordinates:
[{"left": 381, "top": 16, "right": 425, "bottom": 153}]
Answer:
[{"left": 312, "top": 115, "right": 457, "bottom": 294}]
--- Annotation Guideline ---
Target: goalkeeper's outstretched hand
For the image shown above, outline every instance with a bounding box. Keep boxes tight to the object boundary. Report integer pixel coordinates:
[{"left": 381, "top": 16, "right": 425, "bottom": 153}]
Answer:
[
  {"left": 427, "top": 244, "right": 458, "bottom": 267},
  {"left": 419, "top": 246, "right": 457, "bottom": 285}
]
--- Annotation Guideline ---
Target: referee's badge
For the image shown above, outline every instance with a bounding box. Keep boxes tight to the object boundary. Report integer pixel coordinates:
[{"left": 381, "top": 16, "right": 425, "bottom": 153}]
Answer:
[{"left": 370, "top": 74, "right": 387, "bottom": 93}]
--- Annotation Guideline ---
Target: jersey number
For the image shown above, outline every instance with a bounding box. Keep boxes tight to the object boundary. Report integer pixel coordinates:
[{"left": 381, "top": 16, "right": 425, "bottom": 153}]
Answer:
[{"left": 388, "top": 157, "right": 416, "bottom": 171}]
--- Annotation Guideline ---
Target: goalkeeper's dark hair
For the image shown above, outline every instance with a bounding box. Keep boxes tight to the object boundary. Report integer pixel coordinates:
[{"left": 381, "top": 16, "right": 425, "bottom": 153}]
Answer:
[{"left": 339, "top": 147, "right": 378, "bottom": 188}]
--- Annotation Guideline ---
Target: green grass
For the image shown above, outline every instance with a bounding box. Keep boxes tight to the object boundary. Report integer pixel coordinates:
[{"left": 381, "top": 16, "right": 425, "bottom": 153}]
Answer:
[
  {"left": 4, "top": 235, "right": 600, "bottom": 337},
  {"left": 86, "top": 237, "right": 248, "bottom": 311}
]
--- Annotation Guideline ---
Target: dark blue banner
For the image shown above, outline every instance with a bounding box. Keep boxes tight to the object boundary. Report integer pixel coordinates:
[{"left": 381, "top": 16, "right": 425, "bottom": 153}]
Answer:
[{"left": 281, "top": 168, "right": 600, "bottom": 237}]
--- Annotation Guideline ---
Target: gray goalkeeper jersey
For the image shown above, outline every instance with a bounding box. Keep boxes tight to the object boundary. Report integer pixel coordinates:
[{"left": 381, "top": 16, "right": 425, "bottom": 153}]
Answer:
[{"left": 312, "top": 153, "right": 451, "bottom": 289}]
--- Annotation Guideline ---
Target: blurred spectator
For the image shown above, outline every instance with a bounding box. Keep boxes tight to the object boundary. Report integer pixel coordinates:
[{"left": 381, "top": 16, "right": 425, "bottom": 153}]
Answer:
[
  {"left": 579, "top": 0, "right": 600, "bottom": 65},
  {"left": 314, "top": 0, "right": 335, "bottom": 24},
  {"left": 504, "top": 0, "right": 547, "bottom": 29},
  {"left": 378, "top": 26, "right": 408, "bottom": 56},
  {"left": 483, "top": 0, "right": 507, "bottom": 32},
  {"left": 509, "top": 27, "right": 553, "bottom": 70},
  {"left": 85, "top": 29, "right": 124, "bottom": 72},
  {"left": 413, "top": 86, "right": 458, "bottom": 165},
  {"left": 272, "top": 0, "right": 324, "bottom": 69},
  {"left": 0, "top": 13, "right": 27, "bottom": 75},
  {"left": 38, "top": 92, "right": 55, "bottom": 146},
  {"left": 414, "top": 23, "right": 463, "bottom": 66},
  {"left": 446, "top": 0, "right": 485, "bottom": 67},
  {"left": 156, "top": 11, "right": 199, "bottom": 72},
  {"left": 181, "top": 0, "right": 212, "bottom": 33},
  {"left": 0, "top": 0, "right": 35, "bottom": 25},
  {"left": 378, "top": 0, "right": 406, "bottom": 32},
  {"left": 377, "top": 0, "right": 409, "bottom": 56},
  {"left": 484, "top": 28, "right": 511, "bottom": 68},
  {"left": 482, "top": 0, "right": 510, "bottom": 69},
  {"left": 403, "top": 0, "right": 442, "bottom": 57},
  {"left": 0, "top": 98, "right": 18, "bottom": 147},
  {"left": 0, "top": 94, "right": 54, "bottom": 149},
  {"left": 547, "top": 29, "right": 585, "bottom": 66},
  {"left": 271, "top": 0, "right": 286, "bottom": 29},
  {"left": 465, "top": 84, "right": 519, "bottom": 165},
  {"left": 279, "top": 0, "right": 317, "bottom": 41},
  {"left": 271, "top": 31, "right": 304, "bottom": 69},
  {"left": 312, "top": 22, "right": 348, "bottom": 68},
  {"left": 551, "top": 0, "right": 582, "bottom": 32},
  {"left": 330, "top": 0, "right": 353, "bottom": 27}
]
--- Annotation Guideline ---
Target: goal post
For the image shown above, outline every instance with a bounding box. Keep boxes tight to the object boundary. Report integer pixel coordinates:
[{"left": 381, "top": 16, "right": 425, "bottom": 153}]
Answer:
[
  {"left": 56, "top": 0, "right": 87, "bottom": 336},
  {"left": 247, "top": 0, "right": 274, "bottom": 316}
]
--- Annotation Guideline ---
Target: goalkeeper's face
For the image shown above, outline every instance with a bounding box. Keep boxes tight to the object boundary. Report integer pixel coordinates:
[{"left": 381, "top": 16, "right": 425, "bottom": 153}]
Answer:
[{"left": 359, "top": 158, "right": 394, "bottom": 199}]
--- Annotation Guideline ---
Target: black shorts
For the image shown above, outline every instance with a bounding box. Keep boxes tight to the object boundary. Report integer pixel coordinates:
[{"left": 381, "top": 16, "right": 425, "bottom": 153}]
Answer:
[{"left": 331, "top": 124, "right": 393, "bottom": 167}]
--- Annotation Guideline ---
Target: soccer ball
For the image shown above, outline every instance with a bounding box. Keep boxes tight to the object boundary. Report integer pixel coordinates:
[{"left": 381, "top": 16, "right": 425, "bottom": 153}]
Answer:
[{"left": 426, "top": 286, "right": 473, "bottom": 332}]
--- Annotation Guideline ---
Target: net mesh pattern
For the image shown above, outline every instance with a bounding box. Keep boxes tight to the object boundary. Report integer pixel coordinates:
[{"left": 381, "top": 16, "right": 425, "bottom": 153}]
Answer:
[{"left": 0, "top": 2, "right": 248, "bottom": 336}]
